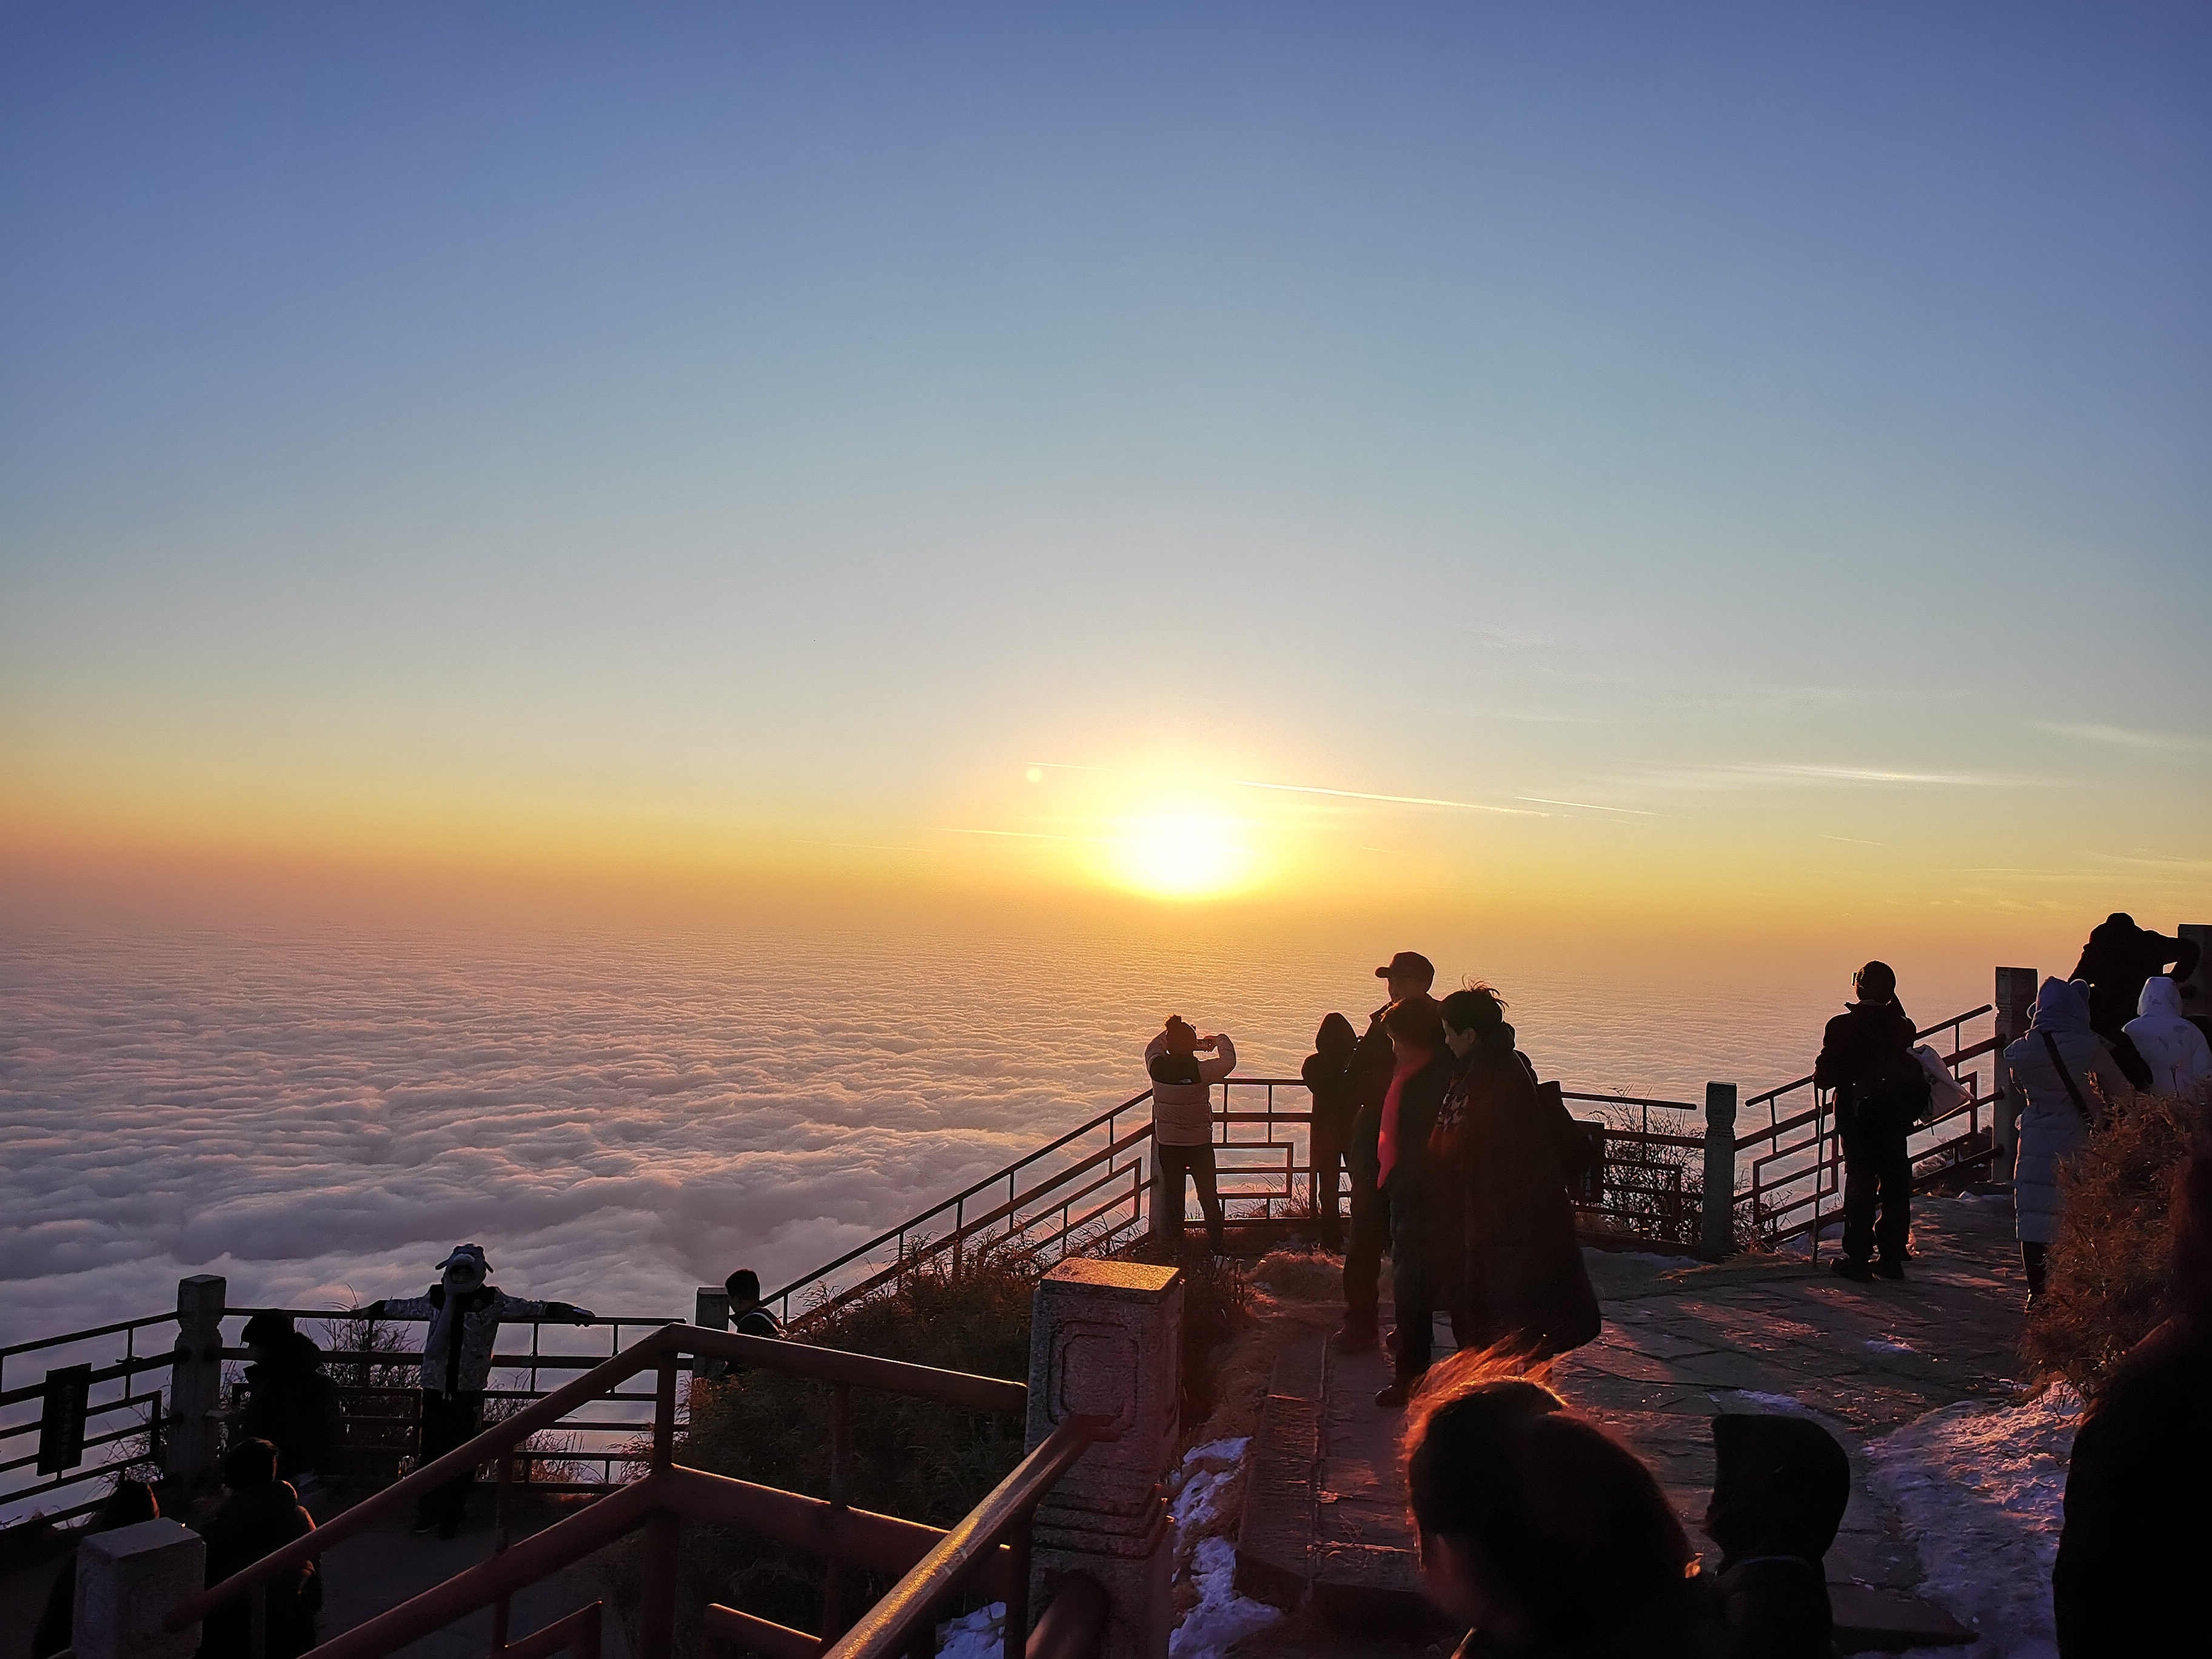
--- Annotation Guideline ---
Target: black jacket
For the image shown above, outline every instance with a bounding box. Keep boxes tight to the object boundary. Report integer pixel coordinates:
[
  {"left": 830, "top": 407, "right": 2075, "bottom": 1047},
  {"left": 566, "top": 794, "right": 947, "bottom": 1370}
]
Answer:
[
  {"left": 2053, "top": 1319, "right": 2212, "bottom": 1657},
  {"left": 197, "top": 1481, "right": 321, "bottom": 1659},
  {"left": 1814, "top": 1000, "right": 1918, "bottom": 1110},
  {"left": 240, "top": 1333, "right": 340, "bottom": 1483},
  {"left": 1301, "top": 1013, "right": 1362, "bottom": 1136},
  {"left": 1700, "top": 1413, "right": 1851, "bottom": 1659},
  {"left": 2073, "top": 919, "right": 2202, "bottom": 1044}
]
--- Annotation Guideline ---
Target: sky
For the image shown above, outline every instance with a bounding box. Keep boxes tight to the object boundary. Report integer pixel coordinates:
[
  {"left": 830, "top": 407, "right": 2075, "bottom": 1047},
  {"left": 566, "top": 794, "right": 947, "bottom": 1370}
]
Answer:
[{"left": 3, "top": 2, "right": 2208, "bottom": 964}]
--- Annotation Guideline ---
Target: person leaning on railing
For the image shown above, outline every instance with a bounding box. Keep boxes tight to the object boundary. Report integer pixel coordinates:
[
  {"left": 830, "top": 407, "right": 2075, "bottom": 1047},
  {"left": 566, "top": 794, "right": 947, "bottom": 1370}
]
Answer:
[{"left": 358, "top": 1243, "right": 594, "bottom": 1538}]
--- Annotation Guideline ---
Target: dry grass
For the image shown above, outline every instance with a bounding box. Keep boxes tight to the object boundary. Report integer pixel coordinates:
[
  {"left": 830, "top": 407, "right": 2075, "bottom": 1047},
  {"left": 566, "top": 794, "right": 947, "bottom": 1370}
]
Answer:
[{"left": 2022, "top": 1092, "right": 2201, "bottom": 1396}]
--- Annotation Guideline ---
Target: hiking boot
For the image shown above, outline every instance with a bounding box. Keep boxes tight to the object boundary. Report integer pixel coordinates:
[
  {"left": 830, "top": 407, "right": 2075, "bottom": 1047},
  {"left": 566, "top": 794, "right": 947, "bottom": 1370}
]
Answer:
[
  {"left": 1373, "top": 1382, "right": 1410, "bottom": 1409},
  {"left": 435, "top": 1519, "right": 462, "bottom": 1541},
  {"left": 410, "top": 1515, "right": 437, "bottom": 1535},
  {"left": 1830, "top": 1257, "right": 1875, "bottom": 1284},
  {"left": 1872, "top": 1258, "right": 1906, "bottom": 1281},
  {"left": 1329, "top": 1326, "right": 1378, "bottom": 1353}
]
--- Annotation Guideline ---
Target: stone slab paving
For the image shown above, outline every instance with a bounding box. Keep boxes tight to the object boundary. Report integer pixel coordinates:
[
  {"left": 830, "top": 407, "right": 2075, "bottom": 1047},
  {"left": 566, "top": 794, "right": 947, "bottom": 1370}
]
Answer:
[{"left": 1234, "top": 1195, "right": 2020, "bottom": 1655}]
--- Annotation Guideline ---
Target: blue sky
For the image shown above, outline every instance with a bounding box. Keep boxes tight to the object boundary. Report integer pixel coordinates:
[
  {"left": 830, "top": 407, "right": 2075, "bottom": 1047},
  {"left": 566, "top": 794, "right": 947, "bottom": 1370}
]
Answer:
[{"left": 3, "top": 2, "right": 2207, "bottom": 947}]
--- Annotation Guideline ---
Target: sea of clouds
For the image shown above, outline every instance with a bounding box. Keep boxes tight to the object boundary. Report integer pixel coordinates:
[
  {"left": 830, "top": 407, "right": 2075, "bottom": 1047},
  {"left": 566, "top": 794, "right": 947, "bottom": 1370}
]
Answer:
[{"left": 0, "top": 922, "right": 1979, "bottom": 1343}]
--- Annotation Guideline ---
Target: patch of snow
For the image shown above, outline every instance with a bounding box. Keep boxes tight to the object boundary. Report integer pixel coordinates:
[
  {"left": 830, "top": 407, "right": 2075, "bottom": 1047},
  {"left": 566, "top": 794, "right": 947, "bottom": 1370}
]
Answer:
[
  {"left": 1583, "top": 1247, "right": 1698, "bottom": 1268},
  {"left": 1866, "top": 1386, "right": 2082, "bottom": 1659},
  {"left": 935, "top": 1601, "right": 1005, "bottom": 1659},
  {"left": 1864, "top": 1336, "right": 1915, "bottom": 1354},
  {"left": 1165, "top": 1437, "right": 1282, "bottom": 1659},
  {"left": 1171, "top": 1537, "right": 1284, "bottom": 1659},
  {"left": 1718, "top": 1389, "right": 1812, "bottom": 1414}
]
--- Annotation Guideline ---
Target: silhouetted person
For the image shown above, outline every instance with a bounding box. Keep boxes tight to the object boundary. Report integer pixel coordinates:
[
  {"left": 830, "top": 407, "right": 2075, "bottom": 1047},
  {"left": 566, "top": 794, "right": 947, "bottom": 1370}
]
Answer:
[
  {"left": 1431, "top": 985, "right": 1599, "bottom": 1364},
  {"left": 1336, "top": 950, "right": 1436, "bottom": 1353},
  {"left": 1301, "top": 1012, "right": 1361, "bottom": 1251},
  {"left": 1374, "top": 993, "right": 1453, "bottom": 1407},
  {"left": 361, "top": 1244, "right": 594, "bottom": 1537},
  {"left": 196, "top": 1438, "right": 320, "bottom": 1659},
  {"left": 2053, "top": 1135, "right": 2212, "bottom": 1656},
  {"left": 2124, "top": 977, "right": 2210, "bottom": 1099},
  {"left": 1405, "top": 1358, "right": 1700, "bottom": 1658},
  {"left": 724, "top": 1268, "right": 784, "bottom": 1339},
  {"left": 2073, "top": 913, "right": 2199, "bottom": 1070},
  {"left": 2005, "top": 979, "right": 2133, "bottom": 1306},
  {"left": 33, "top": 1478, "right": 159, "bottom": 1659},
  {"left": 1700, "top": 1413, "right": 1852, "bottom": 1659},
  {"left": 1814, "top": 961, "right": 1923, "bottom": 1282},
  {"left": 238, "top": 1310, "right": 340, "bottom": 1491},
  {"left": 1145, "top": 1016, "right": 1236, "bottom": 1255}
]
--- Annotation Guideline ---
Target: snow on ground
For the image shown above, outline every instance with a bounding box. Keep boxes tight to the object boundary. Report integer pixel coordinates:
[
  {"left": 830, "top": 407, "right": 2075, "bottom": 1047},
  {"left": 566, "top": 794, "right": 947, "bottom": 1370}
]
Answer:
[
  {"left": 936, "top": 1601, "right": 1007, "bottom": 1659},
  {"left": 1867, "top": 1386, "right": 2082, "bottom": 1659},
  {"left": 1166, "top": 1436, "right": 1284, "bottom": 1659}
]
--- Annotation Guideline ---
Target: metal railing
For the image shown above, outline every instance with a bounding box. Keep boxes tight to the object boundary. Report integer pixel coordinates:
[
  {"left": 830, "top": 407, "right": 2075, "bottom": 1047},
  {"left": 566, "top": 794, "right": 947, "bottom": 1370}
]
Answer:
[
  {"left": 0, "top": 1312, "right": 181, "bottom": 1529},
  {"left": 161, "top": 1322, "right": 1092, "bottom": 1659}
]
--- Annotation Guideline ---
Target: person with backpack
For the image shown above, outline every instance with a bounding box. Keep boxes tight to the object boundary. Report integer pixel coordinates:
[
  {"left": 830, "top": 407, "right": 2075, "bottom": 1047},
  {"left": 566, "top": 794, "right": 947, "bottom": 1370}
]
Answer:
[
  {"left": 1301, "top": 1012, "right": 1361, "bottom": 1251},
  {"left": 1429, "top": 984, "right": 1600, "bottom": 1365},
  {"left": 2071, "top": 913, "right": 2200, "bottom": 1056},
  {"left": 1814, "top": 961, "right": 1925, "bottom": 1284},
  {"left": 2005, "top": 978, "right": 2134, "bottom": 1307}
]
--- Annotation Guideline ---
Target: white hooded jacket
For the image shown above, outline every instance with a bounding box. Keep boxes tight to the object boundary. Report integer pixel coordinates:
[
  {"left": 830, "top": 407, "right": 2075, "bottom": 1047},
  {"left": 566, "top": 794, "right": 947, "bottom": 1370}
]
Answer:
[{"left": 2123, "top": 976, "right": 2210, "bottom": 1098}]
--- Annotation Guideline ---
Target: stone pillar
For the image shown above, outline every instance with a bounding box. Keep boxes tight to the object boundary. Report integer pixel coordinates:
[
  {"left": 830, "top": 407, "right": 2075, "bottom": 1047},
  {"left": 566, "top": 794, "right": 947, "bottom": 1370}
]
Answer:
[
  {"left": 1700, "top": 1083, "right": 1737, "bottom": 1259},
  {"left": 1993, "top": 968, "right": 2038, "bottom": 1185},
  {"left": 73, "top": 1518, "right": 204, "bottom": 1659},
  {"left": 693, "top": 1287, "right": 729, "bottom": 1381},
  {"left": 2177, "top": 925, "right": 2208, "bottom": 1032},
  {"left": 1025, "top": 1259, "right": 1182, "bottom": 1659},
  {"left": 165, "top": 1275, "right": 226, "bottom": 1486}
]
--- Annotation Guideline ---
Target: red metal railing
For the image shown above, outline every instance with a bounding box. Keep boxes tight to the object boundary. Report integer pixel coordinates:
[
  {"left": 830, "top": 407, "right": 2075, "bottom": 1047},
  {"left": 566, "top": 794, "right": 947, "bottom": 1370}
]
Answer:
[{"left": 162, "top": 1322, "right": 1093, "bottom": 1659}]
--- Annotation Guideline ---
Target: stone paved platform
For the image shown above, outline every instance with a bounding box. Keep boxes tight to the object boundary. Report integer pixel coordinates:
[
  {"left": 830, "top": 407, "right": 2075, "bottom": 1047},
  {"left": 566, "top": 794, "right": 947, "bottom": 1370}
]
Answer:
[{"left": 1234, "top": 1195, "right": 2020, "bottom": 1655}]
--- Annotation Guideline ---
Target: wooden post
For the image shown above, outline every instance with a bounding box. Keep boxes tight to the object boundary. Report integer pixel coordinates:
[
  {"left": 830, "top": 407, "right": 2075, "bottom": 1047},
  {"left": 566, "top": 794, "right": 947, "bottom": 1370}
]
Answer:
[
  {"left": 1700, "top": 1084, "right": 1737, "bottom": 1260},
  {"left": 1994, "top": 967, "right": 2038, "bottom": 1185},
  {"left": 1026, "top": 1259, "right": 1183, "bottom": 1659},
  {"left": 166, "top": 1275, "right": 226, "bottom": 1487}
]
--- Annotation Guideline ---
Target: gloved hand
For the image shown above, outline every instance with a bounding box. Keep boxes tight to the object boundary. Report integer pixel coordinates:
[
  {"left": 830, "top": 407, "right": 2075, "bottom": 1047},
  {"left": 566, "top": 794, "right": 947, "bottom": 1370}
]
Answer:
[{"left": 559, "top": 1304, "right": 595, "bottom": 1326}]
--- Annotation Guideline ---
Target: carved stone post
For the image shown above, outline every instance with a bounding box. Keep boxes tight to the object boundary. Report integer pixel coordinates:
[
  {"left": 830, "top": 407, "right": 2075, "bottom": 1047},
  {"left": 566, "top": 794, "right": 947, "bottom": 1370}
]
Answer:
[
  {"left": 1994, "top": 967, "right": 2038, "bottom": 1185},
  {"left": 166, "top": 1275, "right": 226, "bottom": 1486},
  {"left": 73, "top": 1518, "right": 204, "bottom": 1659},
  {"left": 693, "top": 1287, "right": 729, "bottom": 1381},
  {"left": 1025, "top": 1259, "right": 1182, "bottom": 1659},
  {"left": 1700, "top": 1083, "right": 1737, "bottom": 1259}
]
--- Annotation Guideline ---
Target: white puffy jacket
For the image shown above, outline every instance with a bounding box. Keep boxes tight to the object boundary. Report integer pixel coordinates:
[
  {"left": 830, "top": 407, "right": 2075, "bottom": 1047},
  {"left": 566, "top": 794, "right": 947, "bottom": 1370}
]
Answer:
[{"left": 2123, "top": 976, "right": 2211, "bottom": 1098}]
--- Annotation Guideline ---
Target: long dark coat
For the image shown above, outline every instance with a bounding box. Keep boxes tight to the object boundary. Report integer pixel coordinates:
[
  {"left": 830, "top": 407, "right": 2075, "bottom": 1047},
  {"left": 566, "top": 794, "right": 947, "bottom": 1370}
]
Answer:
[{"left": 1433, "top": 1045, "right": 1601, "bottom": 1358}]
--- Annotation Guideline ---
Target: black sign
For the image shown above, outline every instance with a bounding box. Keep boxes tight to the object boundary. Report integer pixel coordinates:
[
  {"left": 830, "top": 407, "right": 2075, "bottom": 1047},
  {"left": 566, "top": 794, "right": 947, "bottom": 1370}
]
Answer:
[{"left": 38, "top": 1364, "right": 92, "bottom": 1476}]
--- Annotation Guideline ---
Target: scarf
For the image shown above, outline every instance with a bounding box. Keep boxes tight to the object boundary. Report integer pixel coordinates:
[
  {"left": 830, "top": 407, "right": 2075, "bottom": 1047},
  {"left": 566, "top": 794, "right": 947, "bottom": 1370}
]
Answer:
[{"left": 1378, "top": 1045, "right": 1433, "bottom": 1185}]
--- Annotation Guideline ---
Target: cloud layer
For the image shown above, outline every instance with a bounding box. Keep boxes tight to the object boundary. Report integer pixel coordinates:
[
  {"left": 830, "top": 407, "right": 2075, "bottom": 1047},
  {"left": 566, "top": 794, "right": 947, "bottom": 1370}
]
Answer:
[{"left": 1, "top": 925, "right": 1981, "bottom": 1343}]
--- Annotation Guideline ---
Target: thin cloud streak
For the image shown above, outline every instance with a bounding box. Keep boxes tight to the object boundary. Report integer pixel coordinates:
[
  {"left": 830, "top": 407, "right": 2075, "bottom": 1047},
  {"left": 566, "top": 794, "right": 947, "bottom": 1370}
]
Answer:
[
  {"left": 1227, "top": 780, "right": 1543, "bottom": 816},
  {"left": 2032, "top": 722, "right": 2208, "bottom": 753},
  {"left": 1513, "top": 796, "right": 1660, "bottom": 816},
  {"left": 936, "top": 826, "right": 1122, "bottom": 845}
]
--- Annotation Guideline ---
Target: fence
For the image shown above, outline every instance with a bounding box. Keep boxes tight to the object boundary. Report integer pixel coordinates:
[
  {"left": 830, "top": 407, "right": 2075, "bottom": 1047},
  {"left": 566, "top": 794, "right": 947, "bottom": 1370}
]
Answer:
[
  {"left": 154, "top": 1321, "right": 1107, "bottom": 1659},
  {"left": 4, "top": 998, "right": 2007, "bottom": 1540}
]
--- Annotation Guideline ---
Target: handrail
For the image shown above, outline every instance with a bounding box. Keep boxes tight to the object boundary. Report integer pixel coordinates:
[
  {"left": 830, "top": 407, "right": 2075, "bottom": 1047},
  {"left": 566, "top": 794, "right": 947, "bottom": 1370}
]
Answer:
[
  {"left": 166, "top": 1323, "right": 1028, "bottom": 1633},
  {"left": 820, "top": 1415, "right": 1107, "bottom": 1659}
]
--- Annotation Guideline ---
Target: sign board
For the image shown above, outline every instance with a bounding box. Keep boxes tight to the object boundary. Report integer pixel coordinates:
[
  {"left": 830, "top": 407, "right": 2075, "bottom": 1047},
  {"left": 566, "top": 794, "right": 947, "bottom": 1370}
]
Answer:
[{"left": 38, "top": 1362, "right": 92, "bottom": 1475}]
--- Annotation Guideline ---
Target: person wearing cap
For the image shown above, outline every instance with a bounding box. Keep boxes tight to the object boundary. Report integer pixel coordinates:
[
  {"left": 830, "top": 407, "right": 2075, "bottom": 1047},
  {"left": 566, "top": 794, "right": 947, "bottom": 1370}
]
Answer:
[
  {"left": 1146, "top": 1016, "right": 1238, "bottom": 1254},
  {"left": 1335, "top": 950, "right": 1436, "bottom": 1352},
  {"left": 1813, "top": 962, "right": 1922, "bottom": 1284},
  {"left": 361, "top": 1245, "right": 594, "bottom": 1537},
  {"left": 237, "top": 1309, "right": 341, "bottom": 1492}
]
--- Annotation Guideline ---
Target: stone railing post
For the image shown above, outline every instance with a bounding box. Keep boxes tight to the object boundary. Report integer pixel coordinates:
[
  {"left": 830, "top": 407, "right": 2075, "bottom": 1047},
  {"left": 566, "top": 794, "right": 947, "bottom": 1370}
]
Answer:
[
  {"left": 1025, "top": 1259, "right": 1182, "bottom": 1659},
  {"left": 693, "top": 1287, "right": 730, "bottom": 1381},
  {"left": 164, "top": 1275, "right": 225, "bottom": 1487},
  {"left": 73, "top": 1518, "right": 204, "bottom": 1659},
  {"left": 1701, "top": 1082, "right": 1737, "bottom": 1259},
  {"left": 1994, "top": 967, "right": 2037, "bottom": 1185}
]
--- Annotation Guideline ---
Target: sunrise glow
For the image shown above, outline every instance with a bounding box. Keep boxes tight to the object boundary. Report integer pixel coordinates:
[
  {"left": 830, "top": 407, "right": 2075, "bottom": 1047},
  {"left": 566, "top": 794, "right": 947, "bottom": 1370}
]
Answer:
[{"left": 1108, "top": 809, "right": 1257, "bottom": 902}]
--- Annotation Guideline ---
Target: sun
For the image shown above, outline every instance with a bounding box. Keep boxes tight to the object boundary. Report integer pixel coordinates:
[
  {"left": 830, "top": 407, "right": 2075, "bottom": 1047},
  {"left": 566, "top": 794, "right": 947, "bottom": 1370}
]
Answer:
[{"left": 1111, "top": 809, "right": 1256, "bottom": 900}]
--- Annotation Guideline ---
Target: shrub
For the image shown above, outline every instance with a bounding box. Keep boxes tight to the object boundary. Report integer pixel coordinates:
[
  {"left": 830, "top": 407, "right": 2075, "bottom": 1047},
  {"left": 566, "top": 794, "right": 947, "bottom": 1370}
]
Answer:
[{"left": 2022, "top": 1093, "right": 2200, "bottom": 1395}]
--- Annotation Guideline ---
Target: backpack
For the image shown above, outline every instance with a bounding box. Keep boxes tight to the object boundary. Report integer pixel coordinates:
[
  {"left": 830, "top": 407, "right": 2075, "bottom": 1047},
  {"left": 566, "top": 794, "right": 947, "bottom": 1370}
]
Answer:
[
  {"left": 1854, "top": 1047, "right": 1932, "bottom": 1118},
  {"left": 1912, "top": 1045, "right": 1970, "bottom": 1122},
  {"left": 1536, "top": 1078, "right": 1606, "bottom": 1204}
]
